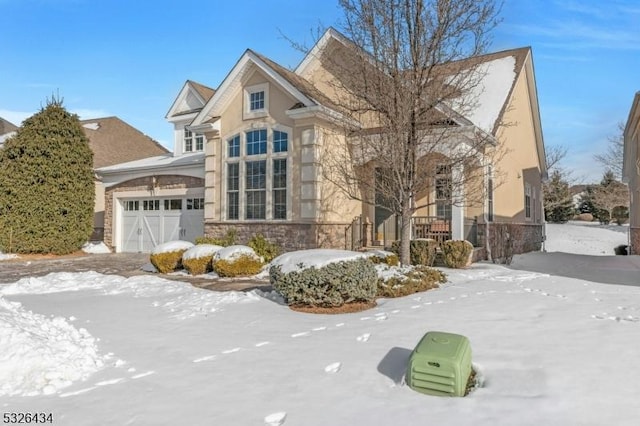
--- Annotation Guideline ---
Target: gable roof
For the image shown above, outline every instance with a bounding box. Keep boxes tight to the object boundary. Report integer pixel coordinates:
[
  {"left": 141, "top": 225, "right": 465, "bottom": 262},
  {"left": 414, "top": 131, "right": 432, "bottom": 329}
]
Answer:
[
  {"left": 80, "top": 117, "right": 169, "bottom": 168},
  {"left": 166, "top": 80, "right": 216, "bottom": 120},
  {"left": 192, "top": 50, "right": 330, "bottom": 126},
  {"left": 0, "top": 117, "right": 18, "bottom": 135}
]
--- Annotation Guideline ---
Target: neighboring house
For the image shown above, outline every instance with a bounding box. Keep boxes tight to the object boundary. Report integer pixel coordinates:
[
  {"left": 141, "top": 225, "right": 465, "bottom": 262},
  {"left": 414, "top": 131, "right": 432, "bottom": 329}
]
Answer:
[
  {"left": 0, "top": 117, "right": 18, "bottom": 147},
  {"left": 98, "top": 29, "right": 546, "bottom": 255},
  {"left": 81, "top": 117, "right": 169, "bottom": 241},
  {"left": 623, "top": 92, "right": 640, "bottom": 254},
  {"left": 96, "top": 81, "right": 214, "bottom": 252},
  {"left": 0, "top": 115, "right": 167, "bottom": 242}
]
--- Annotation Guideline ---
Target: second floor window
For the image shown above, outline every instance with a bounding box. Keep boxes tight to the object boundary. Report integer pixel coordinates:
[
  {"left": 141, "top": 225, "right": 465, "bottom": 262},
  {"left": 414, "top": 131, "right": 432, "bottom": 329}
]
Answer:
[
  {"left": 246, "top": 129, "right": 267, "bottom": 155},
  {"left": 250, "top": 91, "right": 265, "bottom": 111},
  {"left": 184, "top": 128, "right": 204, "bottom": 152}
]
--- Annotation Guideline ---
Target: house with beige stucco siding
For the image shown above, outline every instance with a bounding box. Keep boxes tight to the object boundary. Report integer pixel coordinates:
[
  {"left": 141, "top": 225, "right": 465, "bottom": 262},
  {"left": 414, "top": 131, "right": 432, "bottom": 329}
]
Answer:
[
  {"left": 623, "top": 92, "right": 640, "bottom": 254},
  {"left": 98, "top": 28, "right": 547, "bottom": 255}
]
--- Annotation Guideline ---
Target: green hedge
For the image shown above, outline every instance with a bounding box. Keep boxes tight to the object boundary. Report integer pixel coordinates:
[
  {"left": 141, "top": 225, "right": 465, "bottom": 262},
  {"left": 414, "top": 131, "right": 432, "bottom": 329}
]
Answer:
[
  {"left": 442, "top": 240, "right": 474, "bottom": 268},
  {"left": 270, "top": 257, "right": 377, "bottom": 307},
  {"left": 391, "top": 239, "right": 438, "bottom": 266}
]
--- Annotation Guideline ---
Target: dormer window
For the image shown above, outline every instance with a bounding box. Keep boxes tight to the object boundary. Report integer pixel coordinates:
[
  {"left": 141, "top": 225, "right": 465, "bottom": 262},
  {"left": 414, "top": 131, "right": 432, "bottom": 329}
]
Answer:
[
  {"left": 184, "top": 128, "right": 204, "bottom": 153},
  {"left": 250, "top": 91, "right": 265, "bottom": 111},
  {"left": 244, "top": 83, "right": 269, "bottom": 119}
]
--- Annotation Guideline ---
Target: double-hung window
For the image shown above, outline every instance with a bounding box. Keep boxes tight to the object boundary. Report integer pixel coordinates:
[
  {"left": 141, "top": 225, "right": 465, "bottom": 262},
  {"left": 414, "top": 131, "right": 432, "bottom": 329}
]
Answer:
[
  {"left": 184, "top": 128, "right": 193, "bottom": 152},
  {"left": 273, "top": 159, "right": 287, "bottom": 219},
  {"left": 245, "top": 160, "right": 266, "bottom": 219},
  {"left": 227, "top": 163, "right": 240, "bottom": 220}
]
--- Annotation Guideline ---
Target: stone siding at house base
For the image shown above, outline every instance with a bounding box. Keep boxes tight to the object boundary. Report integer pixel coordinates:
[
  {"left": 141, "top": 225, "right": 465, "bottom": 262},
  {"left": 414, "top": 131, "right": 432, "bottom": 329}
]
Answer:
[
  {"left": 476, "top": 222, "right": 544, "bottom": 261},
  {"left": 630, "top": 227, "right": 640, "bottom": 255},
  {"left": 203, "top": 221, "right": 351, "bottom": 252}
]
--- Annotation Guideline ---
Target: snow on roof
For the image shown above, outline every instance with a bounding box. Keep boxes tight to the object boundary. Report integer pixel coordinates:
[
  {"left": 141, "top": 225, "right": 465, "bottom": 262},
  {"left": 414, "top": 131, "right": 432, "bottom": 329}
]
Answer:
[
  {"left": 96, "top": 152, "right": 205, "bottom": 174},
  {"left": 151, "top": 240, "right": 194, "bottom": 255},
  {"left": 459, "top": 55, "right": 517, "bottom": 133},
  {"left": 183, "top": 244, "right": 224, "bottom": 260},
  {"left": 0, "top": 131, "right": 16, "bottom": 144},
  {"left": 82, "top": 122, "right": 100, "bottom": 131},
  {"left": 271, "top": 249, "right": 368, "bottom": 274}
]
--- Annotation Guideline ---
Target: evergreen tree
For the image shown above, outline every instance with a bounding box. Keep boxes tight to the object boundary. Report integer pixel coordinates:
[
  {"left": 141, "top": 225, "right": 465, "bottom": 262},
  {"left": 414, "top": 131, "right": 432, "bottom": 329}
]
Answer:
[
  {"left": 543, "top": 170, "right": 574, "bottom": 223},
  {"left": 0, "top": 98, "right": 94, "bottom": 254}
]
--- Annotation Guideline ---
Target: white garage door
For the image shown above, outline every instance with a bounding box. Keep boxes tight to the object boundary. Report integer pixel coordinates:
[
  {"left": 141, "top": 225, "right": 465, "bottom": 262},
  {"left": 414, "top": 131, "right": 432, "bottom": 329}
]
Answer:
[{"left": 120, "top": 197, "right": 204, "bottom": 253}]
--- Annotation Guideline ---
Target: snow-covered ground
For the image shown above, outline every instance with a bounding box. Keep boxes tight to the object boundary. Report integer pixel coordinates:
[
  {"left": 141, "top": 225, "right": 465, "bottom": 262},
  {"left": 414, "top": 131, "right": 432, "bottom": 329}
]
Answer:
[{"left": 1, "top": 224, "right": 639, "bottom": 425}]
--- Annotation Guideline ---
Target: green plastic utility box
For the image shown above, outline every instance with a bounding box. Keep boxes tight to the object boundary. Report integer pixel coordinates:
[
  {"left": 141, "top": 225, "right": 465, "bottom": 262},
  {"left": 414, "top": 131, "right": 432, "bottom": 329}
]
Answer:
[{"left": 405, "top": 331, "right": 472, "bottom": 397}]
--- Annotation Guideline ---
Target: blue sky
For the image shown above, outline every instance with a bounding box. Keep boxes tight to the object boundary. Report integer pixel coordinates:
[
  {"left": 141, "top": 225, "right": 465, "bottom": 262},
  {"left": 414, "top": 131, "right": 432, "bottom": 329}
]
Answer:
[{"left": 2, "top": 0, "right": 639, "bottom": 183}]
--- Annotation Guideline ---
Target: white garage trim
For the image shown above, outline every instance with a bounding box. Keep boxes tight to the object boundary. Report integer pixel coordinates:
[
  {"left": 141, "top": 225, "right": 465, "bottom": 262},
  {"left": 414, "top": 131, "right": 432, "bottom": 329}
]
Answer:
[{"left": 112, "top": 188, "right": 205, "bottom": 253}]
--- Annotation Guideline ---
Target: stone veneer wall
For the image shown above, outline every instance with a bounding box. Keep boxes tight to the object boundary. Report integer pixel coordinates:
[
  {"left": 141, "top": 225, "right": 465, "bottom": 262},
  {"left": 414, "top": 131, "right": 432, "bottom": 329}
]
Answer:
[
  {"left": 204, "top": 221, "right": 351, "bottom": 252},
  {"left": 103, "top": 175, "right": 204, "bottom": 248},
  {"left": 630, "top": 227, "right": 640, "bottom": 255},
  {"left": 476, "top": 222, "right": 544, "bottom": 261}
]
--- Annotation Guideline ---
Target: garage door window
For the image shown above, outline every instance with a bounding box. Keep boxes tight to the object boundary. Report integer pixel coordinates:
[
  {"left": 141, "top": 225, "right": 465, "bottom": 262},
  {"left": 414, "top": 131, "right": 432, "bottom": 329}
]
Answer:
[
  {"left": 143, "top": 200, "right": 160, "bottom": 211},
  {"left": 124, "top": 200, "right": 139, "bottom": 211},
  {"left": 164, "top": 199, "right": 182, "bottom": 210},
  {"left": 187, "top": 198, "right": 204, "bottom": 210}
]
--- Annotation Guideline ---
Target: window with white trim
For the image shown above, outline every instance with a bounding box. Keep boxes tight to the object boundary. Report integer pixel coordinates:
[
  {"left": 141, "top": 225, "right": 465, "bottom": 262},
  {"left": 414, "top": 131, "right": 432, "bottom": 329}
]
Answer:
[
  {"left": 273, "top": 159, "right": 287, "bottom": 219},
  {"left": 246, "top": 129, "right": 267, "bottom": 155},
  {"left": 487, "top": 166, "right": 494, "bottom": 222},
  {"left": 250, "top": 91, "right": 265, "bottom": 111},
  {"left": 273, "top": 130, "right": 288, "bottom": 153},
  {"left": 525, "top": 183, "right": 532, "bottom": 219},
  {"left": 244, "top": 83, "right": 269, "bottom": 119},
  {"left": 223, "top": 127, "right": 289, "bottom": 221},
  {"left": 228, "top": 135, "right": 240, "bottom": 158},
  {"left": 246, "top": 160, "right": 266, "bottom": 219},
  {"left": 435, "top": 164, "right": 452, "bottom": 220},
  {"left": 184, "top": 128, "right": 204, "bottom": 153},
  {"left": 227, "top": 163, "right": 240, "bottom": 220}
]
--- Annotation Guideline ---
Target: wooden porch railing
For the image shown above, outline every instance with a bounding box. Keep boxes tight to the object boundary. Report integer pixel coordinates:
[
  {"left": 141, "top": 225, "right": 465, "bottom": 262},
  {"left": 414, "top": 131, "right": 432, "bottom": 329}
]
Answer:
[{"left": 411, "top": 216, "right": 452, "bottom": 246}]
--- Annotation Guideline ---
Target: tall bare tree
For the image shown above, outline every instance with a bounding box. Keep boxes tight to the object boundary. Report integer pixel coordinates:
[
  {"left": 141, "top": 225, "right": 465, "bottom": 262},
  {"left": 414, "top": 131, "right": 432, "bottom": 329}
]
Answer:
[
  {"left": 308, "top": 0, "right": 503, "bottom": 263},
  {"left": 594, "top": 122, "right": 625, "bottom": 180},
  {"left": 590, "top": 170, "right": 629, "bottom": 224}
]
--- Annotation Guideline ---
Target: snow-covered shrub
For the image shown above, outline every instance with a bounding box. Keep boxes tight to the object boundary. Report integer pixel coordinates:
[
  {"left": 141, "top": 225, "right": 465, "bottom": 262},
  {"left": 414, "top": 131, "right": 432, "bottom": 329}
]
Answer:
[
  {"left": 149, "top": 241, "right": 194, "bottom": 274},
  {"left": 391, "top": 239, "right": 438, "bottom": 266},
  {"left": 195, "top": 228, "right": 237, "bottom": 247},
  {"left": 212, "top": 245, "right": 263, "bottom": 277},
  {"left": 247, "top": 234, "right": 281, "bottom": 263},
  {"left": 270, "top": 257, "right": 377, "bottom": 307},
  {"left": 364, "top": 250, "right": 399, "bottom": 266},
  {"left": 181, "top": 244, "right": 223, "bottom": 275},
  {"left": 376, "top": 265, "right": 446, "bottom": 298},
  {"left": 441, "top": 240, "right": 474, "bottom": 268}
]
